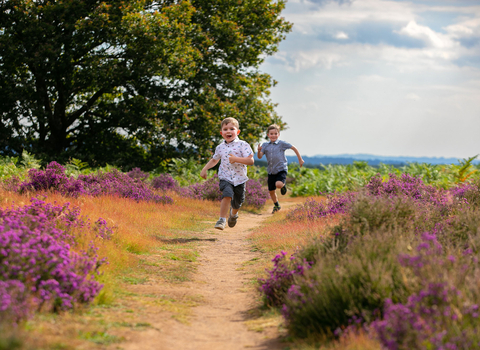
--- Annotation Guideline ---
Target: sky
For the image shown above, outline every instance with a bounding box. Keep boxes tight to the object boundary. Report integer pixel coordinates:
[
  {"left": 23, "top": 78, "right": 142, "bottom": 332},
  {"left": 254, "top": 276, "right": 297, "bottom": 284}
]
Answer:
[{"left": 260, "top": 0, "right": 480, "bottom": 158}]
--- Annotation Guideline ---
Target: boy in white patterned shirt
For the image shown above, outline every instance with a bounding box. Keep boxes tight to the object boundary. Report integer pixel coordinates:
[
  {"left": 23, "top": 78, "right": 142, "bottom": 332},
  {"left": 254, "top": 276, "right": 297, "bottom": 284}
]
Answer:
[{"left": 200, "top": 117, "right": 254, "bottom": 230}]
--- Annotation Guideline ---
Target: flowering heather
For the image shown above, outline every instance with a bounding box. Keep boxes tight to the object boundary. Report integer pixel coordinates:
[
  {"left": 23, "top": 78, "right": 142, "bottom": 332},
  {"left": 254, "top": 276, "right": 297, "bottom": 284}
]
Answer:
[
  {"left": 20, "top": 162, "right": 85, "bottom": 197},
  {"left": 182, "top": 175, "right": 221, "bottom": 201},
  {"left": 258, "top": 251, "right": 311, "bottom": 307},
  {"left": 0, "top": 198, "right": 108, "bottom": 322},
  {"left": 259, "top": 174, "right": 480, "bottom": 343},
  {"left": 286, "top": 192, "right": 355, "bottom": 221},
  {"left": 18, "top": 162, "right": 173, "bottom": 204},
  {"left": 151, "top": 173, "right": 178, "bottom": 192},
  {"left": 126, "top": 167, "right": 149, "bottom": 182},
  {"left": 78, "top": 170, "right": 173, "bottom": 204},
  {"left": 243, "top": 179, "right": 269, "bottom": 209},
  {"left": 287, "top": 174, "right": 463, "bottom": 223},
  {"left": 373, "top": 233, "right": 480, "bottom": 349}
]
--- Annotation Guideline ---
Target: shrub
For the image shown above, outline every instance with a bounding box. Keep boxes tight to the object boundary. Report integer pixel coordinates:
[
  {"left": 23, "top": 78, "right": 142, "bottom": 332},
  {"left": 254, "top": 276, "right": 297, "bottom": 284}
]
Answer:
[
  {"left": 151, "top": 173, "right": 178, "bottom": 191},
  {"left": 126, "top": 167, "right": 149, "bottom": 182},
  {"left": 258, "top": 251, "right": 311, "bottom": 307},
  {"left": 260, "top": 174, "right": 480, "bottom": 342},
  {"left": 373, "top": 233, "right": 480, "bottom": 349},
  {"left": 243, "top": 179, "right": 269, "bottom": 209},
  {"left": 0, "top": 198, "right": 108, "bottom": 322},
  {"left": 282, "top": 232, "right": 411, "bottom": 338},
  {"left": 17, "top": 162, "right": 173, "bottom": 204},
  {"left": 184, "top": 175, "right": 222, "bottom": 201},
  {"left": 286, "top": 192, "right": 356, "bottom": 221}
]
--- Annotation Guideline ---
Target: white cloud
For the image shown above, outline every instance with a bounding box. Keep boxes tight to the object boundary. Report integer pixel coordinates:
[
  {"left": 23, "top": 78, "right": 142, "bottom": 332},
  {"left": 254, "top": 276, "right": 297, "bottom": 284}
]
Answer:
[
  {"left": 272, "top": 42, "right": 465, "bottom": 73},
  {"left": 334, "top": 31, "right": 349, "bottom": 39},
  {"left": 444, "top": 17, "right": 480, "bottom": 39},
  {"left": 398, "top": 21, "right": 456, "bottom": 48},
  {"left": 282, "top": 48, "right": 345, "bottom": 71},
  {"left": 260, "top": 0, "right": 480, "bottom": 158}
]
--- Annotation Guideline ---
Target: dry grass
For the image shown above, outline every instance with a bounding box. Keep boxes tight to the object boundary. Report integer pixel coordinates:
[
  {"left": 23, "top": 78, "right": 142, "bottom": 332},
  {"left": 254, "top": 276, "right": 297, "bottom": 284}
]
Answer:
[
  {"left": 290, "top": 330, "right": 382, "bottom": 350},
  {"left": 0, "top": 189, "right": 220, "bottom": 349},
  {"left": 248, "top": 196, "right": 339, "bottom": 254}
]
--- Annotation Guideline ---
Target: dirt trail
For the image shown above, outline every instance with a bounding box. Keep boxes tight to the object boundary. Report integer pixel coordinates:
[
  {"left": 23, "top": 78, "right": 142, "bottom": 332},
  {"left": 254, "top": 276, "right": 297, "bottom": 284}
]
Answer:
[{"left": 117, "top": 201, "right": 299, "bottom": 350}]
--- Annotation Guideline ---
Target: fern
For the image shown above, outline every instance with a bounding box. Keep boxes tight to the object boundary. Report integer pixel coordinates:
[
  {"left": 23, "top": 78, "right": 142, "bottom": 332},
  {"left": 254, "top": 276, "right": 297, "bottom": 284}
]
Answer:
[{"left": 453, "top": 155, "right": 478, "bottom": 183}]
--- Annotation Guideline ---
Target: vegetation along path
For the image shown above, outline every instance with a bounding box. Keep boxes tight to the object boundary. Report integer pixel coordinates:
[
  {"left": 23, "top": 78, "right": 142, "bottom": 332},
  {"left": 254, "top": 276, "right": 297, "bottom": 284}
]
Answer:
[{"left": 116, "top": 203, "right": 298, "bottom": 350}]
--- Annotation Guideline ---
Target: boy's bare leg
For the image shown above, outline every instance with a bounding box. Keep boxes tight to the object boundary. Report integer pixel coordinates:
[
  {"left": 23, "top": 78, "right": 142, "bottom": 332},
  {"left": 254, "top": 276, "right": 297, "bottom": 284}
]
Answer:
[
  {"left": 276, "top": 181, "right": 284, "bottom": 189},
  {"left": 269, "top": 190, "right": 277, "bottom": 204},
  {"left": 220, "top": 197, "right": 231, "bottom": 218}
]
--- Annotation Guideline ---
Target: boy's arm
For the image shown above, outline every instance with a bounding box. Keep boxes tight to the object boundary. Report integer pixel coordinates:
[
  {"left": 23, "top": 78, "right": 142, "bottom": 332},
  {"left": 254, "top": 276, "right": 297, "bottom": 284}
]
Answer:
[
  {"left": 200, "top": 158, "right": 220, "bottom": 179},
  {"left": 290, "top": 146, "right": 305, "bottom": 167},
  {"left": 257, "top": 144, "right": 264, "bottom": 159},
  {"left": 228, "top": 154, "right": 254, "bottom": 166}
]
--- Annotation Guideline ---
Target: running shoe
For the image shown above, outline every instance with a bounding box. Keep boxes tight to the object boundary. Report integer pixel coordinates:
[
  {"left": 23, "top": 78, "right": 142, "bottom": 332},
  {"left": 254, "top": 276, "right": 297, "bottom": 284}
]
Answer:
[
  {"left": 214, "top": 219, "right": 226, "bottom": 230},
  {"left": 228, "top": 208, "right": 238, "bottom": 228}
]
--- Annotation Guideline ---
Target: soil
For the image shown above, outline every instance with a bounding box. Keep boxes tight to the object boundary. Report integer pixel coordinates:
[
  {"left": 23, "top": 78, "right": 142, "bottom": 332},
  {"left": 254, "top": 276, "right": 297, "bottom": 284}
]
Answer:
[{"left": 111, "top": 201, "right": 300, "bottom": 350}]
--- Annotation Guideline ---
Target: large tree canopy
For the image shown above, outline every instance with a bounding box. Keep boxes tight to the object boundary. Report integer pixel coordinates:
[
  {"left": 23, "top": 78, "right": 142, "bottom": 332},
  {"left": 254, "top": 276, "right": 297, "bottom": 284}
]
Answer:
[{"left": 0, "top": 0, "right": 291, "bottom": 170}]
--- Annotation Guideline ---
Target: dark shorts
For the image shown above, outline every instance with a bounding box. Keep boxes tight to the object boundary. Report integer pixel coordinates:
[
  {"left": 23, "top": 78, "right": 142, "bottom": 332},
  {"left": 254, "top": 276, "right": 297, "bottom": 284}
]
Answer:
[
  {"left": 268, "top": 171, "right": 287, "bottom": 191},
  {"left": 219, "top": 180, "right": 246, "bottom": 210}
]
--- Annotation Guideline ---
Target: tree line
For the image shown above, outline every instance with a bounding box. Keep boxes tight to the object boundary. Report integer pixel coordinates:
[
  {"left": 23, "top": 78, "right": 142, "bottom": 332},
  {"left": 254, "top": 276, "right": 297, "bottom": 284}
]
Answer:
[{"left": 0, "top": 0, "right": 291, "bottom": 170}]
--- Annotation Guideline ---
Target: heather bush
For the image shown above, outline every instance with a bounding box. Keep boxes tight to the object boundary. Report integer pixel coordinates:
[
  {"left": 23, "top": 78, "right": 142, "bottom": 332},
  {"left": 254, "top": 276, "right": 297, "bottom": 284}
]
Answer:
[
  {"left": 17, "top": 162, "right": 173, "bottom": 204},
  {"left": 183, "top": 175, "right": 222, "bottom": 201},
  {"left": 243, "top": 179, "right": 269, "bottom": 209},
  {"left": 373, "top": 233, "right": 480, "bottom": 349},
  {"left": 20, "top": 161, "right": 85, "bottom": 198},
  {"left": 282, "top": 231, "right": 411, "bottom": 338},
  {"left": 0, "top": 198, "right": 108, "bottom": 322},
  {"left": 260, "top": 173, "right": 480, "bottom": 343},
  {"left": 126, "top": 167, "right": 149, "bottom": 182},
  {"left": 286, "top": 192, "right": 356, "bottom": 221},
  {"left": 151, "top": 173, "right": 178, "bottom": 191},
  {"left": 258, "top": 251, "right": 311, "bottom": 307}
]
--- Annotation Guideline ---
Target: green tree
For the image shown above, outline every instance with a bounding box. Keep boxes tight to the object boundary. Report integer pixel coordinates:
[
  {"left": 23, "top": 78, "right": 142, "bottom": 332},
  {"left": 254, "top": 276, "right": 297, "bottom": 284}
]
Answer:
[{"left": 0, "top": 0, "right": 291, "bottom": 170}]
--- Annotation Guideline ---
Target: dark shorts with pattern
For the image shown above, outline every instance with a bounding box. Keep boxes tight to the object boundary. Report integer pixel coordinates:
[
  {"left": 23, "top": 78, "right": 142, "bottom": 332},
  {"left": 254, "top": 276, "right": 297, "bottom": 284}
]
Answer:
[
  {"left": 219, "top": 180, "right": 246, "bottom": 210},
  {"left": 268, "top": 171, "right": 287, "bottom": 191}
]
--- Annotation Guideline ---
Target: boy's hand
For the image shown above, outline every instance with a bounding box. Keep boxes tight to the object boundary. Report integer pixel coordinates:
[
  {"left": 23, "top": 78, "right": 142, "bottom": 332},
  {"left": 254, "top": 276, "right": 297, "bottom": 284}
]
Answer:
[
  {"left": 200, "top": 168, "right": 207, "bottom": 179},
  {"left": 228, "top": 154, "right": 237, "bottom": 164},
  {"left": 299, "top": 159, "right": 305, "bottom": 168},
  {"left": 257, "top": 144, "right": 262, "bottom": 153}
]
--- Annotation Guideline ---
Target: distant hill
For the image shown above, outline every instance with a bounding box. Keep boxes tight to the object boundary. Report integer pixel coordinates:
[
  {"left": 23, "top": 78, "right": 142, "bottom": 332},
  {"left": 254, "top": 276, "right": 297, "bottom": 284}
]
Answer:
[{"left": 254, "top": 153, "right": 479, "bottom": 167}]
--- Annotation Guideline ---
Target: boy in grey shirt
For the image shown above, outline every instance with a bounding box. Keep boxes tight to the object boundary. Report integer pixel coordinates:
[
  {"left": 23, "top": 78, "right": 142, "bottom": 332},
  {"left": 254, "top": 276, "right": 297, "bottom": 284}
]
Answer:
[{"left": 257, "top": 124, "right": 304, "bottom": 213}]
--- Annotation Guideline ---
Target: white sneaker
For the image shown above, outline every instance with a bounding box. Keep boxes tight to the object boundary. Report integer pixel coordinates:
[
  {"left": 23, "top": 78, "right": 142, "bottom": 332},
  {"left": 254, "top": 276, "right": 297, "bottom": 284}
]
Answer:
[{"left": 214, "top": 219, "right": 226, "bottom": 230}]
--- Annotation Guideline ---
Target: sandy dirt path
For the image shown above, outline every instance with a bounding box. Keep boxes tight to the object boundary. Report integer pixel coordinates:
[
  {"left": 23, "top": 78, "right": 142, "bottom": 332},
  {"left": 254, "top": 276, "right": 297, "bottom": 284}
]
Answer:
[{"left": 117, "top": 202, "right": 299, "bottom": 350}]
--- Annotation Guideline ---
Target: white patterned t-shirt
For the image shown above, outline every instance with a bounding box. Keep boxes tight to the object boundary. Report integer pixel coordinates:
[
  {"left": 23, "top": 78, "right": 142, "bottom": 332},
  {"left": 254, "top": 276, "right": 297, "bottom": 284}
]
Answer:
[{"left": 212, "top": 138, "right": 253, "bottom": 186}]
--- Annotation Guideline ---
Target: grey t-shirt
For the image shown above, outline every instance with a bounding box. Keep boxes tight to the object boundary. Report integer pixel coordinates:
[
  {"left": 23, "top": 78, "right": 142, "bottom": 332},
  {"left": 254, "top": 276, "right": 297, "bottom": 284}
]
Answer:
[{"left": 261, "top": 140, "right": 293, "bottom": 175}]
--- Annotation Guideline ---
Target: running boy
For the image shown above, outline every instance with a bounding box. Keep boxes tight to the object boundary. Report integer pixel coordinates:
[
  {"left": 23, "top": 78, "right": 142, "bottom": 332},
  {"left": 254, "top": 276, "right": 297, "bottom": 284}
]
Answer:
[
  {"left": 257, "top": 124, "right": 304, "bottom": 213},
  {"left": 200, "top": 117, "right": 254, "bottom": 230}
]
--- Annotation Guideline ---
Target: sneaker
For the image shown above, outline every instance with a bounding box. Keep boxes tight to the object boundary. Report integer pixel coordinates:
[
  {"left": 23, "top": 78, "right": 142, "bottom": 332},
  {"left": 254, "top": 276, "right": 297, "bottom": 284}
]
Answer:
[
  {"left": 281, "top": 185, "right": 287, "bottom": 195},
  {"left": 214, "top": 219, "right": 226, "bottom": 230},
  {"left": 272, "top": 205, "right": 281, "bottom": 214},
  {"left": 228, "top": 208, "right": 238, "bottom": 228}
]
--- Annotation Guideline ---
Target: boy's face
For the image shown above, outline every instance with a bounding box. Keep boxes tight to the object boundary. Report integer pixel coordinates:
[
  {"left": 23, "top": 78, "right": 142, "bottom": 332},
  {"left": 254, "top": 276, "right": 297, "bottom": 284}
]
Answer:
[
  {"left": 220, "top": 122, "right": 240, "bottom": 143},
  {"left": 267, "top": 129, "right": 280, "bottom": 143}
]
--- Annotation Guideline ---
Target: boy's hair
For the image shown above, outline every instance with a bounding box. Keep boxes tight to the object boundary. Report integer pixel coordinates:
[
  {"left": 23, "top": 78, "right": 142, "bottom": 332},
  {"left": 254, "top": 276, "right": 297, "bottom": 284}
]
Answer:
[
  {"left": 267, "top": 124, "right": 281, "bottom": 133},
  {"left": 221, "top": 117, "right": 239, "bottom": 129}
]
